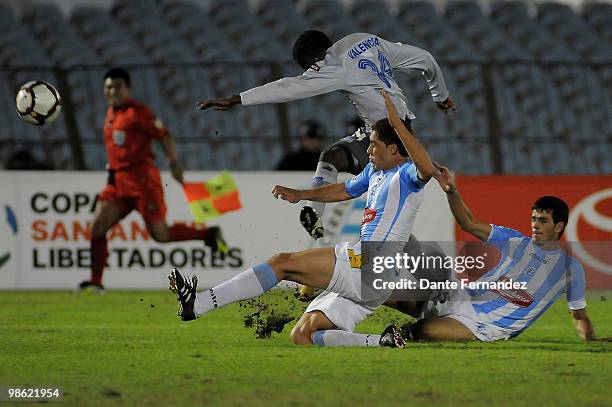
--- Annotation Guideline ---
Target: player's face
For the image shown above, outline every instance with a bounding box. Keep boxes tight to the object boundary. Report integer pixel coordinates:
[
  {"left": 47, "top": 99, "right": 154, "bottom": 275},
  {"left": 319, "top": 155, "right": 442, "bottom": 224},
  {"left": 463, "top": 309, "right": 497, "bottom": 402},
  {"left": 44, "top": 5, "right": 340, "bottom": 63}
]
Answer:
[
  {"left": 531, "top": 209, "right": 563, "bottom": 243},
  {"left": 104, "top": 78, "right": 130, "bottom": 107},
  {"left": 367, "top": 131, "right": 394, "bottom": 170}
]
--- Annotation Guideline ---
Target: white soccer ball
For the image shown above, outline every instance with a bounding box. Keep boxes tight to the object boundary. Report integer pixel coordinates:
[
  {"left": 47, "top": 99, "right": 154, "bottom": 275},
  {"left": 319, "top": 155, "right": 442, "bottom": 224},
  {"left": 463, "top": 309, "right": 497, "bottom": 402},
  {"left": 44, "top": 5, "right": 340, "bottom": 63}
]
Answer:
[{"left": 16, "top": 80, "right": 62, "bottom": 126}]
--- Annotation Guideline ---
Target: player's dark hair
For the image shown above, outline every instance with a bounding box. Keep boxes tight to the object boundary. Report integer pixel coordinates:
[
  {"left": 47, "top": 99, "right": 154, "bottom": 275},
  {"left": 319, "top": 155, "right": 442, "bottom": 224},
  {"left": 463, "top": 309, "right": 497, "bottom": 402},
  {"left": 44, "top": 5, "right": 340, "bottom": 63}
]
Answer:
[
  {"left": 532, "top": 196, "right": 569, "bottom": 235},
  {"left": 373, "top": 118, "right": 409, "bottom": 157},
  {"left": 293, "top": 30, "right": 333, "bottom": 70},
  {"left": 104, "top": 67, "right": 131, "bottom": 87}
]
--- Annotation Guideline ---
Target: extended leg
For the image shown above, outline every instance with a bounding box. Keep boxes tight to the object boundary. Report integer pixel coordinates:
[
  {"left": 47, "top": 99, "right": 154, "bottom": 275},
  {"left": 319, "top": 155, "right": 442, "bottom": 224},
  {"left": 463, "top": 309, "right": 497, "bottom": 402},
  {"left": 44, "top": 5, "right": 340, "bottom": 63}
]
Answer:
[
  {"left": 171, "top": 248, "right": 337, "bottom": 320},
  {"left": 146, "top": 221, "right": 227, "bottom": 254}
]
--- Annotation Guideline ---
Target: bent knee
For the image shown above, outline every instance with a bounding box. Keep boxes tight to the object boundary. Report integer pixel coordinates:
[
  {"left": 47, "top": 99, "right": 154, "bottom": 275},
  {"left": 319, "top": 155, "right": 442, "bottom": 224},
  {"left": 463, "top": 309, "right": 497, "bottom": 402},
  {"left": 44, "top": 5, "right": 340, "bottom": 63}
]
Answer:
[
  {"left": 290, "top": 324, "right": 313, "bottom": 345},
  {"left": 290, "top": 311, "right": 334, "bottom": 345}
]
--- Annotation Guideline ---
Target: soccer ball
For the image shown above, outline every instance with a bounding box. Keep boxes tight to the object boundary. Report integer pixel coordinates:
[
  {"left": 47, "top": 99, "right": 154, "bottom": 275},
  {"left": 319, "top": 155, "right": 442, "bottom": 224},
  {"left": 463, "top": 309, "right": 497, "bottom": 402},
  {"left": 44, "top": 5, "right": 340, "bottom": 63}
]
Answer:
[{"left": 16, "top": 80, "right": 62, "bottom": 126}]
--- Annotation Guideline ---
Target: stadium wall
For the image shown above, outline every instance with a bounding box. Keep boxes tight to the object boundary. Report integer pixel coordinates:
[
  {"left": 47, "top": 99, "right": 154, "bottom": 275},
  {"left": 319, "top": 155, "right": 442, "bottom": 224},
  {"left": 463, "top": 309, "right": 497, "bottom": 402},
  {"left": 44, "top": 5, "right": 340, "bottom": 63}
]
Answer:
[
  {"left": 0, "top": 172, "right": 610, "bottom": 289},
  {"left": 0, "top": 171, "right": 452, "bottom": 289}
]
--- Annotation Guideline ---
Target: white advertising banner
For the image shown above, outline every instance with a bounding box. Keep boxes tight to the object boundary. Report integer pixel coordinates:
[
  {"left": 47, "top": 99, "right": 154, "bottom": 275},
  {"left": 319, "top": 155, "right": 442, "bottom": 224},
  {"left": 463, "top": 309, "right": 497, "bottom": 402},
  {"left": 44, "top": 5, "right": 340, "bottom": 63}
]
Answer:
[{"left": 0, "top": 171, "right": 453, "bottom": 289}]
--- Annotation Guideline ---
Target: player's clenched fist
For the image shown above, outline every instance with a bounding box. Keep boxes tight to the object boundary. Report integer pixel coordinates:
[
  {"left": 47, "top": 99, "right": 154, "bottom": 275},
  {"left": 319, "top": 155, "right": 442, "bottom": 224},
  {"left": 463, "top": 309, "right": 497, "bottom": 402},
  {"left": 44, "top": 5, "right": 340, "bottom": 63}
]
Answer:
[{"left": 272, "top": 185, "right": 303, "bottom": 203}]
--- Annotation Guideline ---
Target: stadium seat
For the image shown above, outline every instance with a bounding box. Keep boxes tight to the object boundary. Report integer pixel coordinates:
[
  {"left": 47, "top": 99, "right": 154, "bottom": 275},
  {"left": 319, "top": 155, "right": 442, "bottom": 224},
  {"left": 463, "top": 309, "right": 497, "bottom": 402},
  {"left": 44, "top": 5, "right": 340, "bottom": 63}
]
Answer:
[
  {"left": 250, "top": 0, "right": 311, "bottom": 50},
  {"left": 1, "top": 0, "right": 608, "bottom": 175},
  {"left": 490, "top": 1, "right": 611, "bottom": 147},
  {"left": 446, "top": 0, "right": 609, "bottom": 168},
  {"left": 297, "top": 0, "right": 359, "bottom": 41},
  {"left": 0, "top": 5, "right": 73, "bottom": 168},
  {"left": 537, "top": 2, "right": 612, "bottom": 104},
  {"left": 582, "top": 2, "right": 612, "bottom": 46},
  {"left": 70, "top": 7, "right": 163, "bottom": 116},
  {"left": 108, "top": 0, "right": 283, "bottom": 169},
  {"left": 160, "top": 1, "right": 282, "bottom": 146}
]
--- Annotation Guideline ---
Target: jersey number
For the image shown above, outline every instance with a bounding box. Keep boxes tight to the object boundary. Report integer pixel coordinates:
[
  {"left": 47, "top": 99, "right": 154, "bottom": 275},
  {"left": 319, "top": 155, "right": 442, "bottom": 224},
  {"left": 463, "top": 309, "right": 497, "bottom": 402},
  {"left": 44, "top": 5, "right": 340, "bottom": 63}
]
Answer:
[{"left": 358, "top": 51, "right": 392, "bottom": 88}]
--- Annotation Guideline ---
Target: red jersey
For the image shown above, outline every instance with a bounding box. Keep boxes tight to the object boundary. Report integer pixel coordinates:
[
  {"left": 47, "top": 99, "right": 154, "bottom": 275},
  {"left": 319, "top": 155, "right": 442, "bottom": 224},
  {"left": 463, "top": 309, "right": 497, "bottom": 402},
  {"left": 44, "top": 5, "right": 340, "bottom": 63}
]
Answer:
[
  {"left": 99, "top": 98, "right": 169, "bottom": 222},
  {"left": 103, "top": 97, "right": 168, "bottom": 171}
]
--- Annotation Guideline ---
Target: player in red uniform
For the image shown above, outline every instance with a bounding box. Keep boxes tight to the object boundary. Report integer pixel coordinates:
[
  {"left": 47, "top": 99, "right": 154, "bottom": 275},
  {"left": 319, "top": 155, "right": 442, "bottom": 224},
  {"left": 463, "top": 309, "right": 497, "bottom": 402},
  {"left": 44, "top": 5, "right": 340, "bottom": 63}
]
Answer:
[{"left": 78, "top": 68, "right": 227, "bottom": 291}]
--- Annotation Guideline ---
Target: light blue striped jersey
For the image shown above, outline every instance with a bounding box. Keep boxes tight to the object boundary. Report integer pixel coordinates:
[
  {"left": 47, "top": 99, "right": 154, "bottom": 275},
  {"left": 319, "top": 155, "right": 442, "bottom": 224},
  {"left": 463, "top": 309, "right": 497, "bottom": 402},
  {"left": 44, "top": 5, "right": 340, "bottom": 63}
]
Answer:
[
  {"left": 344, "top": 161, "right": 427, "bottom": 242},
  {"left": 470, "top": 225, "right": 587, "bottom": 337}
]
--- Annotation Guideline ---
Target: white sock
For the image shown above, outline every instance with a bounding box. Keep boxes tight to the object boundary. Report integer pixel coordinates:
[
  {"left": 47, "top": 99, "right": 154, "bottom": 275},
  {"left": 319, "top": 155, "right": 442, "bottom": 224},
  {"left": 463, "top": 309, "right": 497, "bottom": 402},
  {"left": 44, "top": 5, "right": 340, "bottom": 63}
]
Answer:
[
  {"left": 194, "top": 263, "right": 278, "bottom": 316},
  {"left": 306, "top": 161, "right": 339, "bottom": 217},
  {"left": 311, "top": 330, "right": 381, "bottom": 347}
]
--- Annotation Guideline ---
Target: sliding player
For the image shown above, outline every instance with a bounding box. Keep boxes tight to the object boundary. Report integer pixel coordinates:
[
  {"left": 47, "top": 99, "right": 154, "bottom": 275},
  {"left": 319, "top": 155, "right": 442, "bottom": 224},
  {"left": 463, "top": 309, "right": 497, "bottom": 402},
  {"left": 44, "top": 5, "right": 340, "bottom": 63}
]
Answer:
[{"left": 390, "top": 166, "right": 597, "bottom": 342}]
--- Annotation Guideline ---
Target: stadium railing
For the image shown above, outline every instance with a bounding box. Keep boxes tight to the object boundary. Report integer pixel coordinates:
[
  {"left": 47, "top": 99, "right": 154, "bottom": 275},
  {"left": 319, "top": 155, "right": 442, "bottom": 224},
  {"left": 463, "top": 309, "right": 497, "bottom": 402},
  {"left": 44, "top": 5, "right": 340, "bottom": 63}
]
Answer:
[{"left": 0, "top": 59, "right": 611, "bottom": 174}]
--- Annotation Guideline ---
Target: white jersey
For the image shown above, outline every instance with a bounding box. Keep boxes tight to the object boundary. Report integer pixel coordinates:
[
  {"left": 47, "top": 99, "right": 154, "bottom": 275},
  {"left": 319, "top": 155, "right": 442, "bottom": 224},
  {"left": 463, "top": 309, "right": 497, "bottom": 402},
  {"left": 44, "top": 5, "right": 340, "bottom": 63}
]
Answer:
[
  {"left": 344, "top": 161, "right": 426, "bottom": 241},
  {"left": 240, "top": 33, "right": 450, "bottom": 130}
]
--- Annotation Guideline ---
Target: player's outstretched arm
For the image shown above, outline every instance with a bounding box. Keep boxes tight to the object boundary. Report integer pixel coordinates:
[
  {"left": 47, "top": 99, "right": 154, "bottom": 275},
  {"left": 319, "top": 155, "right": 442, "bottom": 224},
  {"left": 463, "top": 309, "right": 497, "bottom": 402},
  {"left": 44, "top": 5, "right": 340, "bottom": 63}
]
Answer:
[
  {"left": 197, "top": 95, "right": 242, "bottom": 111},
  {"left": 434, "top": 163, "right": 492, "bottom": 242},
  {"left": 382, "top": 90, "right": 435, "bottom": 181},
  {"left": 207, "top": 65, "right": 344, "bottom": 110},
  {"left": 572, "top": 309, "right": 596, "bottom": 341},
  {"left": 197, "top": 60, "right": 342, "bottom": 111},
  {"left": 272, "top": 183, "right": 352, "bottom": 204}
]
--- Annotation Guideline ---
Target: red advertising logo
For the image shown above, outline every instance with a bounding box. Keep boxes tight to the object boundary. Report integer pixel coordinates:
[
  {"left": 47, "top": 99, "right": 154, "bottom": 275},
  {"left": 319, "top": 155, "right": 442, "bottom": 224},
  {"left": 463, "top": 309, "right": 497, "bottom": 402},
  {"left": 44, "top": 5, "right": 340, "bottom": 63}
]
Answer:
[
  {"left": 490, "top": 276, "right": 534, "bottom": 308},
  {"left": 566, "top": 188, "right": 612, "bottom": 276},
  {"left": 362, "top": 208, "right": 377, "bottom": 225}
]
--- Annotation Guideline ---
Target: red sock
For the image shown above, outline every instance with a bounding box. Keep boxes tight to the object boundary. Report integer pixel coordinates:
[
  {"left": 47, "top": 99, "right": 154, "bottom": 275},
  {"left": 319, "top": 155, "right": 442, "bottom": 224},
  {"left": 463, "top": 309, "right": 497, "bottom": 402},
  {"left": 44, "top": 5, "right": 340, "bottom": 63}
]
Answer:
[
  {"left": 90, "top": 236, "right": 108, "bottom": 286},
  {"left": 168, "top": 224, "right": 208, "bottom": 242}
]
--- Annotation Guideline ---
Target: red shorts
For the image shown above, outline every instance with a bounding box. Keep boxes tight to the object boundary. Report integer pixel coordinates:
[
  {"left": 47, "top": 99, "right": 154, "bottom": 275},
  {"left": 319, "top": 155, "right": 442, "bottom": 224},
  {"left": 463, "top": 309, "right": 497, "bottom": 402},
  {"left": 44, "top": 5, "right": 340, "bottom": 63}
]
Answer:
[{"left": 98, "top": 166, "right": 167, "bottom": 224}]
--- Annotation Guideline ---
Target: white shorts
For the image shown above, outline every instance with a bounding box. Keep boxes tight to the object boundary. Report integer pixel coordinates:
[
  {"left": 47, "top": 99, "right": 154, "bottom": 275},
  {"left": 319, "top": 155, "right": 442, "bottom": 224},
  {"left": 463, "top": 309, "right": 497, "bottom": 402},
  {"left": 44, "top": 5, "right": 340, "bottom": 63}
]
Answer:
[
  {"left": 304, "top": 241, "right": 393, "bottom": 332},
  {"left": 324, "top": 241, "right": 394, "bottom": 307},
  {"left": 422, "top": 289, "right": 512, "bottom": 342},
  {"left": 305, "top": 291, "right": 374, "bottom": 332}
]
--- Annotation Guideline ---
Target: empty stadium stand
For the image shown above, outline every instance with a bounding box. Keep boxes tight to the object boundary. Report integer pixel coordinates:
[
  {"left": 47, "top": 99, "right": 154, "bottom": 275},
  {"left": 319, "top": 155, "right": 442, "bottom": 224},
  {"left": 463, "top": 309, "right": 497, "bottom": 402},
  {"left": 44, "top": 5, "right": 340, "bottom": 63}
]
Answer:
[
  {"left": 0, "top": 3, "right": 72, "bottom": 168},
  {"left": 0, "top": 0, "right": 609, "bottom": 174}
]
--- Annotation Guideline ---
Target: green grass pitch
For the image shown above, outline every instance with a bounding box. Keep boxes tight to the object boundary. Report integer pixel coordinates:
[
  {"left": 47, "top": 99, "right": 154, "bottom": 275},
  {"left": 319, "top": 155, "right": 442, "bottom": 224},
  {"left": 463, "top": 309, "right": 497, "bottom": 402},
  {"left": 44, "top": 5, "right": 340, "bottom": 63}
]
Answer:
[{"left": 1, "top": 290, "right": 610, "bottom": 406}]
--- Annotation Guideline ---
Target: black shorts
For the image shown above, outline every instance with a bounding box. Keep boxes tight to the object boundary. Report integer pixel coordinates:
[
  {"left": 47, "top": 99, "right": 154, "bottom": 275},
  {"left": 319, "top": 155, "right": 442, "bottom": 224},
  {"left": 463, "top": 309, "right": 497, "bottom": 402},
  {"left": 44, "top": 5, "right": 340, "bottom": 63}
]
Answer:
[{"left": 329, "top": 119, "right": 413, "bottom": 175}]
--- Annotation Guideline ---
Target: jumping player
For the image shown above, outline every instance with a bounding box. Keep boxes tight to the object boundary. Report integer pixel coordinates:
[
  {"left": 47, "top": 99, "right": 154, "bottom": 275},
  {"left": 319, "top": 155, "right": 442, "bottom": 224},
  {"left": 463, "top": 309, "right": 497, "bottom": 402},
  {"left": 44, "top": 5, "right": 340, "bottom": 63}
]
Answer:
[
  {"left": 199, "top": 30, "right": 455, "bottom": 240},
  {"left": 170, "top": 91, "right": 436, "bottom": 347},
  {"left": 387, "top": 166, "right": 597, "bottom": 342},
  {"left": 78, "top": 68, "right": 227, "bottom": 292}
]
